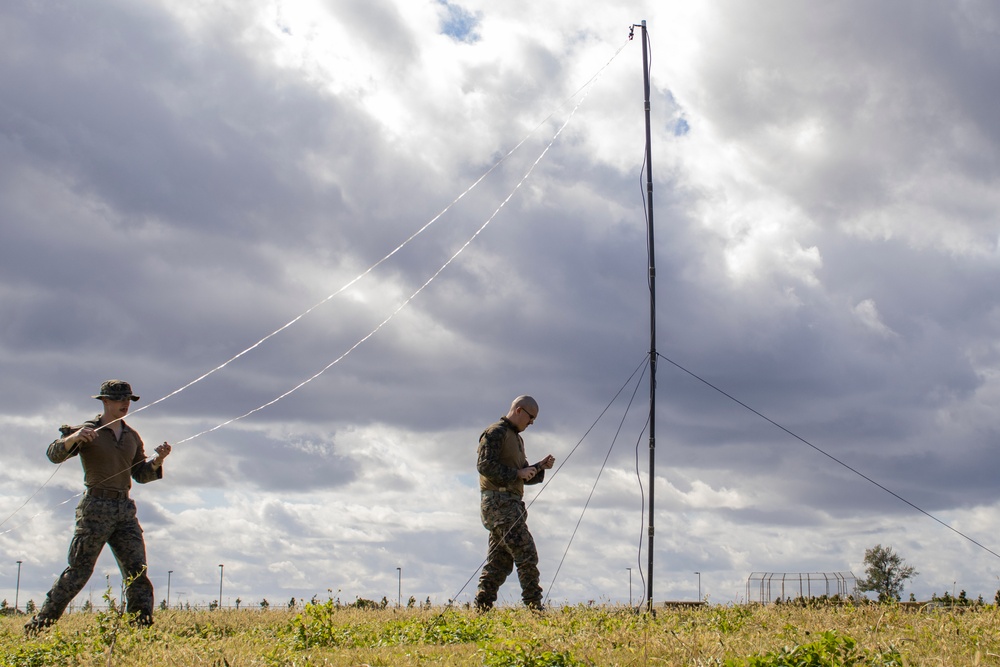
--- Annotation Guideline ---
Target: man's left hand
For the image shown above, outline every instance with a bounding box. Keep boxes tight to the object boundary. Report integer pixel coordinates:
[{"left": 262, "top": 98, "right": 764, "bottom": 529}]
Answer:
[{"left": 152, "top": 442, "right": 172, "bottom": 466}]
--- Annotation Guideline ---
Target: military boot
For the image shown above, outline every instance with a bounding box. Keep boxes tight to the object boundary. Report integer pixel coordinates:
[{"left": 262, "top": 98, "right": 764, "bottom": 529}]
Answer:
[{"left": 24, "top": 616, "right": 55, "bottom": 637}]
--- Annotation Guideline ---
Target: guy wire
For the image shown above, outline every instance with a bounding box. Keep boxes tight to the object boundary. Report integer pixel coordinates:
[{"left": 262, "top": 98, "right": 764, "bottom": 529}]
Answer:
[
  {"left": 450, "top": 354, "right": 649, "bottom": 604},
  {"left": 111, "top": 35, "right": 634, "bottom": 428},
  {"left": 173, "top": 86, "right": 593, "bottom": 446},
  {"left": 542, "top": 355, "right": 649, "bottom": 606},
  {"left": 658, "top": 351, "right": 1000, "bottom": 561},
  {"left": 1, "top": 42, "right": 626, "bottom": 534}
]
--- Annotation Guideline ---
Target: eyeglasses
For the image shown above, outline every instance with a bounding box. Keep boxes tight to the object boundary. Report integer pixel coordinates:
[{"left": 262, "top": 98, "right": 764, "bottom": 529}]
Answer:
[{"left": 520, "top": 407, "right": 537, "bottom": 422}]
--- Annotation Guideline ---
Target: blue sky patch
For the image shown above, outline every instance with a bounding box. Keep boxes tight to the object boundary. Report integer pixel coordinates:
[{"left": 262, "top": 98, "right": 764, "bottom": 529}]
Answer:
[{"left": 439, "top": 0, "right": 479, "bottom": 42}]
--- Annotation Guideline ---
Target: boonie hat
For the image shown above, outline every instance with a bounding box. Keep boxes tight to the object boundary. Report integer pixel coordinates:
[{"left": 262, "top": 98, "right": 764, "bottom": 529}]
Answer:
[{"left": 93, "top": 379, "right": 140, "bottom": 402}]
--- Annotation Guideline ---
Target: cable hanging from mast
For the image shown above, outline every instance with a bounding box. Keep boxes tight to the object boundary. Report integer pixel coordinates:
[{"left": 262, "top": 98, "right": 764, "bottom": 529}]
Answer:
[{"left": 1, "top": 38, "right": 634, "bottom": 535}]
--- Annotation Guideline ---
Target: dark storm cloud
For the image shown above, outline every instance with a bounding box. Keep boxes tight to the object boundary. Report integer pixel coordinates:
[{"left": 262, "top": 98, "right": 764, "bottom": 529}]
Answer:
[{"left": 4, "top": 0, "right": 1000, "bottom": 606}]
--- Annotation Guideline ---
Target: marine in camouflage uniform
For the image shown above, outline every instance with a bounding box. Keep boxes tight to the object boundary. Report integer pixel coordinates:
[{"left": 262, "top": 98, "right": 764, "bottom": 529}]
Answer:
[
  {"left": 25, "top": 380, "right": 172, "bottom": 634},
  {"left": 475, "top": 395, "right": 555, "bottom": 611}
]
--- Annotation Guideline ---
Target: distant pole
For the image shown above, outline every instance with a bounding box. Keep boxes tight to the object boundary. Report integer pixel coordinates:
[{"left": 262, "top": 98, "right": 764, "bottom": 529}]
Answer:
[
  {"left": 396, "top": 567, "right": 402, "bottom": 608},
  {"left": 627, "top": 568, "right": 633, "bottom": 607},
  {"left": 695, "top": 572, "right": 701, "bottom": 601},
  {"left": 167, "top": 570, "right": 173, "bottom": 609},
  {"left": 15, "top": 561, "right": 23, "bottom": 612},
  {"left": 219, "top": 564, "right": 224, "bottom": 610}
]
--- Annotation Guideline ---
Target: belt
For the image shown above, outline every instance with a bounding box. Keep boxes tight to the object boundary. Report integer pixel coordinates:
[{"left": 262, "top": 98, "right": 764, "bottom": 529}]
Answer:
[
  {"left": 87, "top": 488, "right": 129, "bottom": 500},
  {"left": 482, "top": 489, "right": 521, "bottom": 499}
]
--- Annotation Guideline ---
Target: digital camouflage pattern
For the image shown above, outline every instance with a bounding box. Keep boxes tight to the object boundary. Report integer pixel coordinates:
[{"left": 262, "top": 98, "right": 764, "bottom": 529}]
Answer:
[
  {"left": 475, "top": 491, "right": 542, "bottom": 610},
  {"left": 27, "top": 496, "right": 153, "bottom": 631},
  {"left": 91, "top": 379, "right": 139, "bottom": 402}
]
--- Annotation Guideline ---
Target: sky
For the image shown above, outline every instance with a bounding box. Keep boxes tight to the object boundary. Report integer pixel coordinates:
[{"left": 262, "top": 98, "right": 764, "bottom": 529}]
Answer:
[{"left": 2, "top": 0, "right": 1000, "bottom": 611}]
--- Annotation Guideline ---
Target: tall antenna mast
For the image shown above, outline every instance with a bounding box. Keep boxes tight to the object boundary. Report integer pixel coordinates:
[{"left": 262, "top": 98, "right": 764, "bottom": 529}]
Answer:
[{"left": 637, "top": 19, "right": 657, "bottom": 614}]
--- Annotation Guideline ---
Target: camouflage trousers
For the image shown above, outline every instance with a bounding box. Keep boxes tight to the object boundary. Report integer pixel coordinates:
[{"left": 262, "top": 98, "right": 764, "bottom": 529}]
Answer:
[
  {"left": 34, "top": 495, "right": 154, "bottom": 625},
  {"left": 475, "top": 491, "right": 542, "bottom": 609}
]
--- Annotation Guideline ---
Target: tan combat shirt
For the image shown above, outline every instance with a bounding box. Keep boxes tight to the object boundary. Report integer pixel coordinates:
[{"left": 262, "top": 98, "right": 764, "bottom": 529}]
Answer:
[
  {"left": 477, "top": 417, "right": 543, "bottom": 497},
  {"left": 47, "top": 416, "right": 162, "bottom": 493}
]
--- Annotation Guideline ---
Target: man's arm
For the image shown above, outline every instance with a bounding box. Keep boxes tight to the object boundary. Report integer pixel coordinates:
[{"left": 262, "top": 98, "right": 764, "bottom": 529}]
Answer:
[
  {"left": 130, "top": 434, "right": 169, "bottom": 484},
  {"left": 476, "top": 428, "right": 519, "bottom": 486},
  {"left": 46, "top": 423, "right": 95, "bottom": 463},
  {"left": 150, "top": 442, "right": 171, "bottom": 469},
  {"left": 525, "top": 454, "right": 555, "bottom": 486}
]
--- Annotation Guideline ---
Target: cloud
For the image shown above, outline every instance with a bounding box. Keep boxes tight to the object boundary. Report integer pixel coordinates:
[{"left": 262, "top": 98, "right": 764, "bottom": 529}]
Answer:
[
  {"left": 3, "top": 0, "right": 1000, "bottom": 609},
  {"left": 853, "top": 299, "right": 897, "bottom": 339}
]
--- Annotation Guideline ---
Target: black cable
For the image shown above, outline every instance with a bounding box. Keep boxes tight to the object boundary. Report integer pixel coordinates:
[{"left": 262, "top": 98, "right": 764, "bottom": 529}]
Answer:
[
  {"left": 449, "top": 354, "right": 649, "bottom": 604},
  {"left": 638, "top": 26, "right": 654, "bottom": 294},
  {"left": 543, "top": 358, "right": 649, "bottom": 606},
  {"left": 658, "top": 352, "right": 1000, "bottom": 561},
  {"left": 632, "top": 409, "right": 651, "bottom": 610}
]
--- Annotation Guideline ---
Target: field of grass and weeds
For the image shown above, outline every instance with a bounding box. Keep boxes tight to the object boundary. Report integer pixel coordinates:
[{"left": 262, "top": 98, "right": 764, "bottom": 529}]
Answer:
[{"left": 4, "top": 599, "right": 1000, "bottom": 666}]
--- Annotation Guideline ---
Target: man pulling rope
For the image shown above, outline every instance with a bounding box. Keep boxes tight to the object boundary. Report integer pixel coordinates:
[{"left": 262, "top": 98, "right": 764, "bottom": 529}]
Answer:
[{"left": 25, "top": 380, "right": 172, "bottom": 635}]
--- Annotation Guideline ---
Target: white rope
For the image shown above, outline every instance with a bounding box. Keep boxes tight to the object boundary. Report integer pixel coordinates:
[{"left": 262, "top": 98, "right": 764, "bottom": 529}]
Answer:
[
  {"left": 1, "top": 38, "right": 630, "bottom": 533},
  {"left": 175, "top": 87, "right": 593, "bottom": 444}
]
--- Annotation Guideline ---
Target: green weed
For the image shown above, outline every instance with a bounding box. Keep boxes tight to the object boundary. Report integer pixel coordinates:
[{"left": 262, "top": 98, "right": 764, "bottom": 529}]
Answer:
[
  {"left": 5, "top": 602, "right": 1000, "bottom": 665},
  {"left": 482, "top": 639, "right": 588, "bottom": 667},
  {"left": 1, "top": 632, "right": 89, "bottom": 667},
  {"left": 291, "top": 603, "right": 494, "bottom": 648},
  {"left": 725, "top": 630, "right": 903, "bottom": 667}
]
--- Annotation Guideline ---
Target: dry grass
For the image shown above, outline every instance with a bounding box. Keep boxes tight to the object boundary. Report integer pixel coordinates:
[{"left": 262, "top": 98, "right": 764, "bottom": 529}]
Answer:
[{"left": 4, "top": 602, "right": 1000, "bottom": 666}]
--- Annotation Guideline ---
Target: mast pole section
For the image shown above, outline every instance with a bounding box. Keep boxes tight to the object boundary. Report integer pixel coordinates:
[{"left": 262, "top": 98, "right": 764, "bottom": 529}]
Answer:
[{"left": 639, "top": 19, "right": 657, "bottom": 614}]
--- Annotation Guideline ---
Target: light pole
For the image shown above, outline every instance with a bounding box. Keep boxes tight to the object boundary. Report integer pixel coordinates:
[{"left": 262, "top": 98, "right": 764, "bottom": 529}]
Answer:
[
  {"left": 218, "top": 564, "right": 224, "bottom": 610},
  {"left": 167, "top": 570, "right": 173, "bottom": 609},
  {"left": 15, "top": 560, "right": 23, "bottom": 612},
  {"left": 396, "top": 567, "right": 401, "bottom": 608},
  {"left": 627, "top": 568, "right": 632, "bottom": 607},
  {"left": 694, "top": 572, "right": 701, "bottom": 602}
]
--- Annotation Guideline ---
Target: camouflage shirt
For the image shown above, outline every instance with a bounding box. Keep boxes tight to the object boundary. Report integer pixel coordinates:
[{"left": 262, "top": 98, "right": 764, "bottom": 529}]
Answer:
[
  {"left": 47, "top": 416, "right": 162, "bottom": 492},
  {"left": 477, "top": 417, "right": 544, "bottom": 497}
]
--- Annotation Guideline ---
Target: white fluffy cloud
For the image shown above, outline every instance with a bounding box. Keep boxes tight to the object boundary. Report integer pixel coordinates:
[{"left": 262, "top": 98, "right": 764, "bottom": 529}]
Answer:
[{"left": 2, "top": 0, "right": 1000, "bottom": 609}]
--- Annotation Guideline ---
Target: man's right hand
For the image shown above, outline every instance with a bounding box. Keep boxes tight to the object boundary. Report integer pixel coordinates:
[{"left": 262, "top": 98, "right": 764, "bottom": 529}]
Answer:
[
  {"left": 517, "top": 466, "right": 538, "bottom": 480},
  {"left": 67, "top": 426, "right": 98, "bottom": 451}
]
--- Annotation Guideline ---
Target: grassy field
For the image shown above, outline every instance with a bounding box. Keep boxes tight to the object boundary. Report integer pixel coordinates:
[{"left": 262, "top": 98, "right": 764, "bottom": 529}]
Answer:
[{"left": 3, "top": 600, "right": 1000, "bottom": 666}]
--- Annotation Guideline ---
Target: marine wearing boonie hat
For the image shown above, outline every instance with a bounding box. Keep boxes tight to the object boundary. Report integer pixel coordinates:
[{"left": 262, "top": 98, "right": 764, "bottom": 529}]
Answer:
[
  {"left": 26, "top": 377, "right": 169, "bottom": 635},
  {"left": 92, "top": 380, "right": 140, "bottom": 402}
]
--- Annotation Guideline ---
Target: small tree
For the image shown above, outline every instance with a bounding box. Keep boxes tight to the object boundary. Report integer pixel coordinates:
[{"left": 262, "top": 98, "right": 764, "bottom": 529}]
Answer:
[
  {"left": 858, "top": 544, "right": 917, "bottom": 602},
  {"left": 25, "top": 600, "right": 36, "bottom": 614}
]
